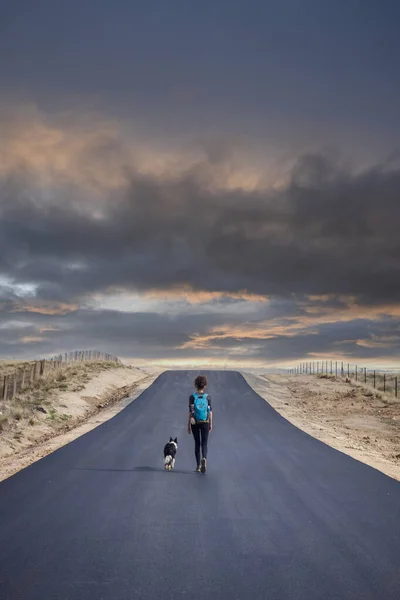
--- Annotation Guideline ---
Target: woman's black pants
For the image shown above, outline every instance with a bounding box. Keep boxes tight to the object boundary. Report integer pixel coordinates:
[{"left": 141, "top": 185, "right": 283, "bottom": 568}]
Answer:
[{"left": 191, "top": 422, "right": 209, "bottom": 466}]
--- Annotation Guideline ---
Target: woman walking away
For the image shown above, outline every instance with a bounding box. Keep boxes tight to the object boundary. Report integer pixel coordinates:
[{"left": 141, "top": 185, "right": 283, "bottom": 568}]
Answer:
[{"left": 188, "top": 375, "right": 212, "bottom": 473}]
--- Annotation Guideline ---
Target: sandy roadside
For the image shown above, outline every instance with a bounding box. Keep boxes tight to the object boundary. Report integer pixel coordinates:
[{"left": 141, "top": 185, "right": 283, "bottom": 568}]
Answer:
[
  {"left": 242, "top": 371, "right": 400, "bottom": 481},
  {"left": 0, "top": 366, "right": 164, "bottom": 482}
]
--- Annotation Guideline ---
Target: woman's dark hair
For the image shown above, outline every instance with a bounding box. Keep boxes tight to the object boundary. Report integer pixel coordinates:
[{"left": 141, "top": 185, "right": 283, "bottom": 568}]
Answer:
[{"left": 194, "top": 375, "right": 207, "bottom": 390}]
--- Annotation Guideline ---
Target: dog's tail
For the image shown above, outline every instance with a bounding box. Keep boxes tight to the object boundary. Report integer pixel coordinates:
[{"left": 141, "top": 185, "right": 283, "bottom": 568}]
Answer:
[{"left": 164, "top": 455, "right": 172, "bottom": 466}]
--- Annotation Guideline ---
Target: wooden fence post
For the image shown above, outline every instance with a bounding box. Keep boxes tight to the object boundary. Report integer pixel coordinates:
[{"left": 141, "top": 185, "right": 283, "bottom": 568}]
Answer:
[
  {"left": 373, "top": 370, "right": 376, "bottom": 388},
  {"left": 3, "top": 376, "right": 8, "bottom": 401},
  {"left": 384, "top": 373, "right": 386, "bottom": 393}
]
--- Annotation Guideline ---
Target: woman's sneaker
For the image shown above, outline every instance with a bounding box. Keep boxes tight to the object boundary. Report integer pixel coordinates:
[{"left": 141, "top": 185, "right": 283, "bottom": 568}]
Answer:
[
  {"left": 196, "top": 465, "right": 201, "bottom": 472},
  {"left": 200, "top": 458, "right": 207, "bottom": 473}
]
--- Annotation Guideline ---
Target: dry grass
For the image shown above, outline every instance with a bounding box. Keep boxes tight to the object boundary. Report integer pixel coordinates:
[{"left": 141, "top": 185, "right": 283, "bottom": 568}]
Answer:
[
  {"left": 0, "top": 361, "right": 122, "bottom": 435},
  {"left": 314, "top": 369, "right": 400, "bottom": 397},
  {"left": 0, "top": 360, "right": 35, "bottom": 378},
  {"left": 315, "top": 372, "right": 399, "bottom": 404}
]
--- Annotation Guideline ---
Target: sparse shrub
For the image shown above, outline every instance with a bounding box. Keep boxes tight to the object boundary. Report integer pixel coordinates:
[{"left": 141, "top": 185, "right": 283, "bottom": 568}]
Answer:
[
  {"left": 48, "top": 408, "right": 56, "bottom": 421},
  {"left": 72, "top": 385, "right": 85, "bottom": 392},
  {"left": 33, "top": 397, "right": 46, "bottom": 405}
]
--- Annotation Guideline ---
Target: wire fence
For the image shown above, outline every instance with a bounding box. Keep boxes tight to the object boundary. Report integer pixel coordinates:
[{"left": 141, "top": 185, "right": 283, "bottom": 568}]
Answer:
[
  {"left": 287, "top": 360, "right": 399, "bottom": 399},
  {"left": 1, "top": 350, "right": 121, "bottom": 402}
]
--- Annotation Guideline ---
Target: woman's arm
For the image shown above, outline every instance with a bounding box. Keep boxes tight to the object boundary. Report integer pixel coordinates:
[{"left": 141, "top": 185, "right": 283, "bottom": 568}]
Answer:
[{"left": 188, "top": 395, "right": 193, "bottom": 433}]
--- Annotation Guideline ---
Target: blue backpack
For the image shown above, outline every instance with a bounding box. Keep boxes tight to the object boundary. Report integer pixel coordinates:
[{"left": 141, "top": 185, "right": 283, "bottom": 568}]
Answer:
[{"left": 193, "top": 393, "right": 210, "bottom": 422}]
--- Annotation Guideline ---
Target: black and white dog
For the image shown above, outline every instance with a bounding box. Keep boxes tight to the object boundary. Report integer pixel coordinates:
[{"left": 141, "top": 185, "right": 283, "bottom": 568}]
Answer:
[{"left": 163, "top": 437, "right": 178, "bottom": 470}]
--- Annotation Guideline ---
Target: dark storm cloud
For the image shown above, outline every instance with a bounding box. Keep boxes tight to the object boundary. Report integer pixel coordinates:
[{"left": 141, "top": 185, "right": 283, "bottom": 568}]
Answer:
[
  {"left": 2, "top": 299, "right": 400, "bottom": 363},
  {"left": 0, "top": 303, "right": 258, "bottom": 360},
  {"left": 201, "top": 316, "right": 400, "bottom": 363},
  {"left": 2, "top": 0, "right": 400, "bottom": 363},
  {"left": 1, "top": 152, "right": 400, "bottom": 306},
  {"left": 1, "top": 1, "right": 400, "bottom": 156}
]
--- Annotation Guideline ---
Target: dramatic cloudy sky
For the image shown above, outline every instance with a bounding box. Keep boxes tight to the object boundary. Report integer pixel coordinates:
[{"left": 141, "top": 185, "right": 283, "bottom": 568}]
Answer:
[{"left": 1, "top": 1, "right": 400, "bottom": 367}]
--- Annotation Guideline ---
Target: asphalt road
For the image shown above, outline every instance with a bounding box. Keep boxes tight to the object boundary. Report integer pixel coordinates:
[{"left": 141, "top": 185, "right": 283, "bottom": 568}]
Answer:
[{"left": 1, "top": 370, "right": 400, "bottom": 600}]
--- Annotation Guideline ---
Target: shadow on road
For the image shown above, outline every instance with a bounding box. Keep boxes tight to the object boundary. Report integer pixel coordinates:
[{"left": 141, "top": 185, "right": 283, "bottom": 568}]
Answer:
[{"left": 73, "top": 466, "right": 198, "bottom": 475}]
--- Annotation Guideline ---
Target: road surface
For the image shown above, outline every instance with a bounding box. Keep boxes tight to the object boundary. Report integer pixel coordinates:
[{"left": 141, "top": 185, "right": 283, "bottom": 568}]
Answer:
[{"left": 0, "top": 370, "right": 399, "bottom": 599}]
